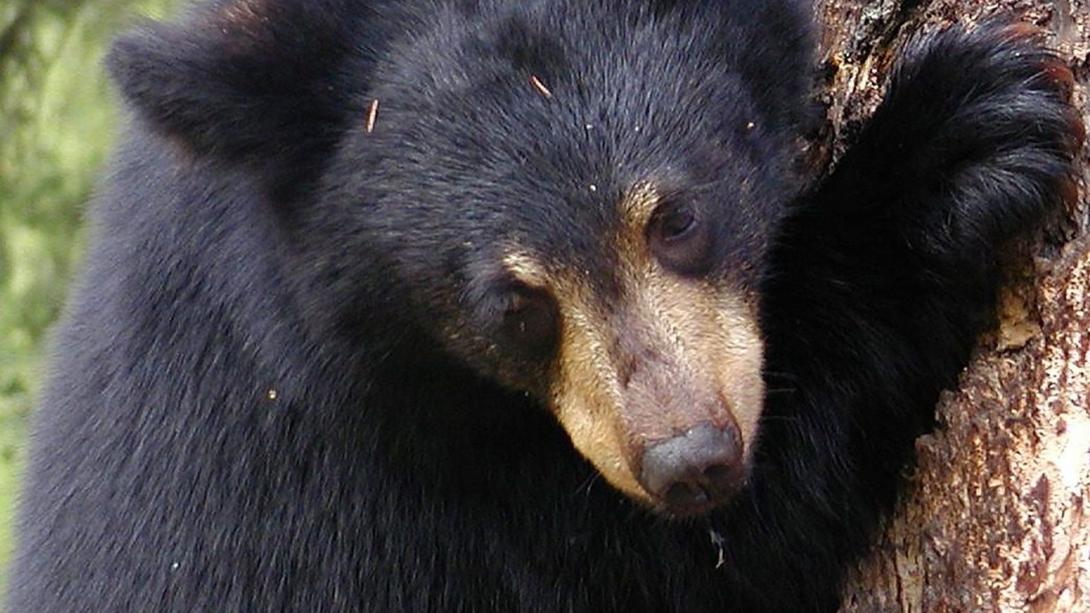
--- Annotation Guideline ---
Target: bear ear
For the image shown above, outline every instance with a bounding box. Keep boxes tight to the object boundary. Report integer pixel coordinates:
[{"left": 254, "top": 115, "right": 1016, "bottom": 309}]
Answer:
[{"left": 107, "top": 0, "right": 359, "bottom": 174}]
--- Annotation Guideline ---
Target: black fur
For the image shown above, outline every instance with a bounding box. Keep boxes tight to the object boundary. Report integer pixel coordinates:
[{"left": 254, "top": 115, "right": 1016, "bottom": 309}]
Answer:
[{"left": 7, "top": 1, "right": 1081, "bottom": 611}]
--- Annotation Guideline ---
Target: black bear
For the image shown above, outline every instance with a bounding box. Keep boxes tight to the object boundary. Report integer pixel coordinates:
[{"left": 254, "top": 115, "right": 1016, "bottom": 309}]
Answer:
[{"left": 7, "top": 0, "right": 1082, "bottom": 611}]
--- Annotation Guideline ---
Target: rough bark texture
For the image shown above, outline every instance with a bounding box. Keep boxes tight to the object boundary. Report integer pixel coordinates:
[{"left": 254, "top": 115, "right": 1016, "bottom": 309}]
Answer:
[{"left": 812, "top": 1, "right": 1090, "bottom": 611}]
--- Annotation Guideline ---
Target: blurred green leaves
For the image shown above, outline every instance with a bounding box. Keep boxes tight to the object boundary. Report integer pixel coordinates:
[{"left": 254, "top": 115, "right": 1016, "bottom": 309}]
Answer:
[{"left": 0, "top": 0, "right": 178, "bottom": 597}]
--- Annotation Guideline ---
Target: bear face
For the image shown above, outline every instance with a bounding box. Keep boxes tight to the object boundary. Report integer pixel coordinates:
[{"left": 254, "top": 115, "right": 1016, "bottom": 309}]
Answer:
[
  {"left": 109, "top": 0, "right": 814, "bottom": 516},
  {"left": 306, "top": 2, "right": 812, "bottom": 514}
]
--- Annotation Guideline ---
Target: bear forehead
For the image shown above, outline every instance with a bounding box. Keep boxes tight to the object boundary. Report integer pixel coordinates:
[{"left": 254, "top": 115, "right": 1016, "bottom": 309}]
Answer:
[
  {"left": 383, "top": 5, "right": 758, "bottom": 113},
  {"left": 335, "top": 0, "right": 798, "bottom": 282},
  {"left": 366, "top": 16, "right": 770, "bottom": 214}
]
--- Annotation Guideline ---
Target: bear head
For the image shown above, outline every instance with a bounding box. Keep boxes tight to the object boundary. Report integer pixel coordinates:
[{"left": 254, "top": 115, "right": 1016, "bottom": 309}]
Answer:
[{"left": 108, "top": 0, "right": 814, "bottom": 516}]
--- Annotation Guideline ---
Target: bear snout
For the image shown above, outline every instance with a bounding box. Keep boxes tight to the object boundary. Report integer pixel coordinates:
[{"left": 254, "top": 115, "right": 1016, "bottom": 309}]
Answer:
[{"left": 637, "top": 422, "right": 746, "bottom": 516}]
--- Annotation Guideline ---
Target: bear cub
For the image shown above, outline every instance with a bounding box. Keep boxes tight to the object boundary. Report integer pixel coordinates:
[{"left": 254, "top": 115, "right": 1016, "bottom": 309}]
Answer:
[{"left": 8, "top": 0, "right": 1082, "bottom": 611}]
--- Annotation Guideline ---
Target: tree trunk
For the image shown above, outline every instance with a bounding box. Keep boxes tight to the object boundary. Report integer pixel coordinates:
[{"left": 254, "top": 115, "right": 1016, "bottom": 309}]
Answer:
[{"left": 811, "top": 1, "right": 1090, "bottom": 610}]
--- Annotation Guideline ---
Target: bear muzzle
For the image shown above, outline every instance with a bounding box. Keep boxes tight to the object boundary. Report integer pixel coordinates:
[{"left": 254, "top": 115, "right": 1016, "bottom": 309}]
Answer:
[
  {"left": 549, "top": 316, "right": 761, "bottom": 516},
  {"left": 615, "top": 353, "right": 748, "bottom": 516}
]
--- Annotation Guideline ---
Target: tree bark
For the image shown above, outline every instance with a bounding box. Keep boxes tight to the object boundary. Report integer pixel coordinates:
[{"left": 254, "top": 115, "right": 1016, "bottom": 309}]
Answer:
[{"left": 811, "top": 1, "right": 1090, "bottom": 610}]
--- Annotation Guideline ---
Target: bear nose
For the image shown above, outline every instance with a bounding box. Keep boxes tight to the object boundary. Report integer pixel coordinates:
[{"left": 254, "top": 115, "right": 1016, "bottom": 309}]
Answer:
[{"left": 638, "top": 423, "right": 744, "bottom": 515}]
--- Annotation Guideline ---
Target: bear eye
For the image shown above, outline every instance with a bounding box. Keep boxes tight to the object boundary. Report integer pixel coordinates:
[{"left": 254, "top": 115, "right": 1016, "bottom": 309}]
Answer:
[
  {"left": 502, "top": 287, "right": 559, "bottom": 356},
  {"left": 657, "top": 207, "right": 696, "bottom": 241},
  {"left": 648, "top": 203, "right": 712, "bottom": 275}
]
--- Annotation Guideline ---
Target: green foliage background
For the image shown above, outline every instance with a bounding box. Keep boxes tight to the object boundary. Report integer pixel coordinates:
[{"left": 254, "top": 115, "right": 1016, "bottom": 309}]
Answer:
[{"left": 0, "top": 0, "right": 179, "bottom": 597}]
